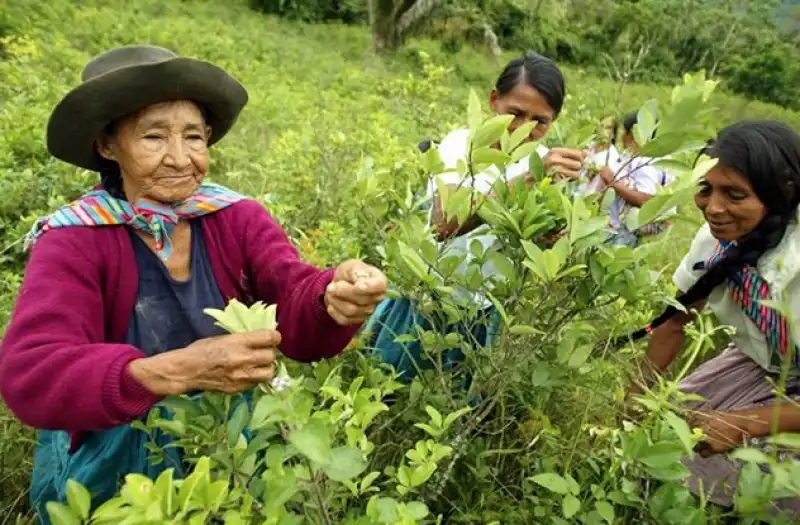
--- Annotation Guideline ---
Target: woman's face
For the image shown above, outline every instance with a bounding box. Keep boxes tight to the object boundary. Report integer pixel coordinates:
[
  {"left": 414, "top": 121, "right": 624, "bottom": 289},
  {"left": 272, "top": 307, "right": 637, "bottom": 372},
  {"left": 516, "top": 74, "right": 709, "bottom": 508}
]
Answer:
[
  {"left": 621, "top": 131, "right": 639, "bottom": 153},
  {"left": 695, "top": 163, "right": 767, "bottom": 241},
  {"left": 489, "top": 83, "right": 556, "bottom": 142},
  {"left": 97, "top": 100, "right": 211, "bottom": 203}
]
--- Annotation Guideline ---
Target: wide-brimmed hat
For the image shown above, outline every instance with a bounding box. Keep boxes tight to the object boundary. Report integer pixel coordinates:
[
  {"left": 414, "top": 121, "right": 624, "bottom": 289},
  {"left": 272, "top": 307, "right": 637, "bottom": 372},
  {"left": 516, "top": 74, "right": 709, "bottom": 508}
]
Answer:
[{"left": 47, "top": 45, "right": 249, "bottom": 171}]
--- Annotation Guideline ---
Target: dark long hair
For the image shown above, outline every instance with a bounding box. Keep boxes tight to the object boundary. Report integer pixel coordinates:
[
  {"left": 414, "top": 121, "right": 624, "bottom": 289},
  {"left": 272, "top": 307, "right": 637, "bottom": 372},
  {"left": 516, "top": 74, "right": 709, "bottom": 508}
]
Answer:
[
  {"left": 626, "top": 120, "right": 800, "bottom": 341},
  {"left": 495, "top": 51, "right": 566, "bottom": 116}
]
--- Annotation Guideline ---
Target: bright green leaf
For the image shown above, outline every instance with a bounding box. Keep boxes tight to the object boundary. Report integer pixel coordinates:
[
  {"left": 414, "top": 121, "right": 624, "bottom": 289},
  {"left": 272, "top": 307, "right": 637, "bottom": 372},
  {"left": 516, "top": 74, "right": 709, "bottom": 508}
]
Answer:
[
  {"left": 323, "top": 447, "right": 367, "bottom": 482},
  {"left": 472, "top": 114, "right": 515, "bottom": 149},
  {"left": 227, "top": 402, "right": 249, "bottom": 448},
  {"left": 425, "top": 406, "right": 443, "bottom": 428},
  {"left": 65, "top": 479, "right": 91, "bottom": 520},
  {"left": 663, "top": 411, "right": 695, "bottom": 455},
  {"left": 596, "top": 500, "right": 615, "bottom": 524},
  {"left": 562, "top": 494, "right": 581, "bottom": 519},
  {"left": 288, "top": 420, "right": 333, "bottom": 466},
  {"left": 46, "top": 502, "right": 80, "bottom": 525},
  {"left": 529, "top": 472, "right": 569, "bottom": 494}
]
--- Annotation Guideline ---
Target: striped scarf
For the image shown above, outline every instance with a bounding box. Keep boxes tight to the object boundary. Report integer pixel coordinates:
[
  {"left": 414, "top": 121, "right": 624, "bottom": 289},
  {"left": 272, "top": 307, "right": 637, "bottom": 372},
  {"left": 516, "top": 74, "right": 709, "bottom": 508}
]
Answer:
[
  {"left": 696, "top": 241, "right": 798, "bottom": 367},
  {"left": 25, "top": 182, "right": 245, "bottom": 261}
]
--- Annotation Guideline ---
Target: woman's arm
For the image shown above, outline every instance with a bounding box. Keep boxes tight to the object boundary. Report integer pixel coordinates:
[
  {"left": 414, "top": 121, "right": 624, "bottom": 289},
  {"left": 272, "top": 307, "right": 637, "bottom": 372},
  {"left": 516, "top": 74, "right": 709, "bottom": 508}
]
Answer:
[
  {"left": 599, "top": 166, "right": 657, "bottom": 208},
  {"left": 740, "top": 403, "right": 800, "bottom": 436},
  {"left": 693, "top": 402, "right": 800, "bottom": 454},
  {"left": 608, "top": 181, "right": 653, "bottom": 208},
  {"left": 631, "top": 302, "right": 706, "bottom": 392},
  {"left": 431, "top": 184, "right": 487, "bottom": 239},
  {"left": 239, "top": 201, "right": 361, "bottom": 362},
  {"left": 0, "top": 230, "right": 161, "bottom": 432}
]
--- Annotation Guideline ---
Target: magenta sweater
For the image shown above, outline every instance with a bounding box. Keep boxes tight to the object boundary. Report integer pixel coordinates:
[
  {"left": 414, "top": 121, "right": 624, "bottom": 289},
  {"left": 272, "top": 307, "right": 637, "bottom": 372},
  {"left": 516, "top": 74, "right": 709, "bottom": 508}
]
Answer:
[{"left": 0, "top": 199, "right": 359, "bottom": 449}]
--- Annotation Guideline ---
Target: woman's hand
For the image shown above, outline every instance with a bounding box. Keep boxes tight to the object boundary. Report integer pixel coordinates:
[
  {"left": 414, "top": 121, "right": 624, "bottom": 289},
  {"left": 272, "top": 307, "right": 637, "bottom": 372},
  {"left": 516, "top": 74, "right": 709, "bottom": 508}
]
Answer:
[
  {"left": 325, "top": 260, "right": 388, "bottom": 326},
  {"left": 598, "top": 166, "right": 616, "bottom": 186},
  {"left": 544, "top": 148, "right": 588, "bottom": 181},
  {"left": 691, "top": 411, "right": 751, "bottom": 456},
  {"left": 128, "top": 331, "right": 281, "bottom": 396},
  {"left": 536, "top": 228, "right": 567, "bottom": 248}
]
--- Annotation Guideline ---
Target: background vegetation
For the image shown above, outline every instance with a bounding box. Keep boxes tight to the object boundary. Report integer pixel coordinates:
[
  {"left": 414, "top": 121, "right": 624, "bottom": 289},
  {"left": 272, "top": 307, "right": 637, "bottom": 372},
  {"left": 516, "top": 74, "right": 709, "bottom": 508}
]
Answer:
[
  {"left": 251, "top": 0, "right": 800, "bottom": 110},
  {"left": 1, "top": 0, "right": 798, "bottom": 524}
]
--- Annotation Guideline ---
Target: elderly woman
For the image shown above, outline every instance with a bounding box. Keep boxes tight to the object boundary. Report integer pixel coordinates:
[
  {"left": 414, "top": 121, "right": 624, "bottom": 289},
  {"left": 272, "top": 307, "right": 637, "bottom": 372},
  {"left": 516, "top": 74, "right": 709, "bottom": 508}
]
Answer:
[
  {"left": 630, "top": 121, "right": 800, "bottom": 516},
  {"left": 0, "top": 45, "right": 388, "bottom": 521}
]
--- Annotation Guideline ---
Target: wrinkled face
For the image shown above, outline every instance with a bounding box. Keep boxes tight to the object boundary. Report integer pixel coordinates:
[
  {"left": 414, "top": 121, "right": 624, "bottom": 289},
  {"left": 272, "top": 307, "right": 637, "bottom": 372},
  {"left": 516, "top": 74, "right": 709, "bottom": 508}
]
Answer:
[
  {"left": 489, "top": 83, "right": 556, "bottom": 142},
  {"left": 97, "top": 100, "right": 211, "bottom": 203},
  {"left": 695, "top": 163, "right": 767, "bottom": 241}
]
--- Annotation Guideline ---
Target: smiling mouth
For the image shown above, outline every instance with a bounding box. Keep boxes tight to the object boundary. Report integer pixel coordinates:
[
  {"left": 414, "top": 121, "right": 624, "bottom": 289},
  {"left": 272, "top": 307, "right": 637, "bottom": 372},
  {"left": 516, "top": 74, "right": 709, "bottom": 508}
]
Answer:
[
  {"left": 707, "top": 220, "right": 731, "bottom": 229},
  {"left": 159, "top": 174, "right": 194, "bottom": 181}
]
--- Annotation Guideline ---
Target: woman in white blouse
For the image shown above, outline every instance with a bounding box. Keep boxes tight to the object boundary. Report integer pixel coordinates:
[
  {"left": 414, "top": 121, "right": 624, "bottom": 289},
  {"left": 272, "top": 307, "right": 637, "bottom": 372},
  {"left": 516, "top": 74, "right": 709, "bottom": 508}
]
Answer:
[
  {"left": 366, "top": 52, "right": 585, "bottom": 383},
  {"left": 594, "top": 112, "right": 674, "bottom": 247},
  {"left": 631, "top": 120, "right": 800, "bottom": 515}
]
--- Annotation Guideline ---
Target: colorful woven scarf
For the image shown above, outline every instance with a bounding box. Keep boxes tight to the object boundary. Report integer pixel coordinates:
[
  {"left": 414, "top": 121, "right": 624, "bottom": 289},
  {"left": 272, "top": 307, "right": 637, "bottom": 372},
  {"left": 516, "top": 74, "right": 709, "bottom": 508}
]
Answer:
[
  {"left": 695, "top": 241, "right": 799, "bottom": 367},
  {"left": 25, "top": 182, "right": 246, "bottom": 261}
]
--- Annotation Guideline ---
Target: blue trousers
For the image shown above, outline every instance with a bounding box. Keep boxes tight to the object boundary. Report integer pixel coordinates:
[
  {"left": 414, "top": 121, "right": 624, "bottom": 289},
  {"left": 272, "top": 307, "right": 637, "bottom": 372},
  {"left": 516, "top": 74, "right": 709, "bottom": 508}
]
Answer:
[{"left": 364, "top": 296, "right": 501, "bottom": 384}]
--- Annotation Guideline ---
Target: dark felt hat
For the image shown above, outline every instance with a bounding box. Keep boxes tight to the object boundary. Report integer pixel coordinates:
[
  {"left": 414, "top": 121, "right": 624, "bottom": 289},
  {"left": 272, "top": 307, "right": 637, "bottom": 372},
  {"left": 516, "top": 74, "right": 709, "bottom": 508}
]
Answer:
[{"left": 46, "top": 45, "right": 249, "bottom": 171}]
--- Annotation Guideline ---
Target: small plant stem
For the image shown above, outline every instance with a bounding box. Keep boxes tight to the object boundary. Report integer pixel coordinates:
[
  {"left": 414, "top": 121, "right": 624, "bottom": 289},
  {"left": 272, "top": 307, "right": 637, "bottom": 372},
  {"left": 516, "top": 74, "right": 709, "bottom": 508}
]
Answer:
[{"left": 307, "top": 464, "right": 334, "bottom": 525}]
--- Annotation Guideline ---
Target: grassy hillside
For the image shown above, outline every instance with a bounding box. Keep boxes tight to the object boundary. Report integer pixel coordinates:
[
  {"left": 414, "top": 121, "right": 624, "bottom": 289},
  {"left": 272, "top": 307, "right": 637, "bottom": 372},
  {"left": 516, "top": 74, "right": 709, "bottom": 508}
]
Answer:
[{"left": 1, "top": 0, "right": 799, "bottom": 522}]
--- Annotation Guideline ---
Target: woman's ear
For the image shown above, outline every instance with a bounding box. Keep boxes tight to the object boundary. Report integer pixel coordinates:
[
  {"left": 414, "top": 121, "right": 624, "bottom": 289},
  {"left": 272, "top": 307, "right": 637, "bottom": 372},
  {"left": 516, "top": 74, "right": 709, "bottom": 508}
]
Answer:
[
  {"left": 784, "top": 178, "right": 797, "bottom": 200},
  {"left": 205, "top": 125, "right": 212, "bottom": 142},
  {"left": 96, "top": 134, "right": 116, "bottom": 162},
  {"left": 489, "top": 89, "right": 500, "bottom": 114}
]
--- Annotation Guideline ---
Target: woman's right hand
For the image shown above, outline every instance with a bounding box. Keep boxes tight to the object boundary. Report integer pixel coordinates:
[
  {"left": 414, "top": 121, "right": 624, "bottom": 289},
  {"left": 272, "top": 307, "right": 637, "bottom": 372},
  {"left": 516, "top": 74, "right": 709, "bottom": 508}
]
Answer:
[
  {"left": 544, "top": 148, "right": 588, "bottom": 181},
  {"left": 128, "top": 331, "right": 281, "bottom": 396}
]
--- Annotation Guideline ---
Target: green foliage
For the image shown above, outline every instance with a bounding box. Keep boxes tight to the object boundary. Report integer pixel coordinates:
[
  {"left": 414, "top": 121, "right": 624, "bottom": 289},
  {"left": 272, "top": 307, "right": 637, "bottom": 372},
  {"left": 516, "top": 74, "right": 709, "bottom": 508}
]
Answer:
[
  {"left": 271, "top": 0, "right": 800, "bottom": 110},
  {"left": 55, "top": 300, "right": 462, "bottom": 524}
]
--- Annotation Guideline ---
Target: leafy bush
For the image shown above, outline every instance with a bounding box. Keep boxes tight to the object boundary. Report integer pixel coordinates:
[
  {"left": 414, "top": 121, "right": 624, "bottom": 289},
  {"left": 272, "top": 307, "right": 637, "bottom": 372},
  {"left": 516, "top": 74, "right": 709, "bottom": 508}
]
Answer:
[{"left": 36, "top": 72, "right": 800, "bottom": 525}]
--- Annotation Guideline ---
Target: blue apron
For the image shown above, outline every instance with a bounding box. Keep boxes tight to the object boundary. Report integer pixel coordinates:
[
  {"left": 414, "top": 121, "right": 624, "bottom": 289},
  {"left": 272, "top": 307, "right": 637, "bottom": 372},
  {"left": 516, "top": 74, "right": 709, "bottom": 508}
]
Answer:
[{"left": 30, "top": 221, "right": 227, "bottom": 523}]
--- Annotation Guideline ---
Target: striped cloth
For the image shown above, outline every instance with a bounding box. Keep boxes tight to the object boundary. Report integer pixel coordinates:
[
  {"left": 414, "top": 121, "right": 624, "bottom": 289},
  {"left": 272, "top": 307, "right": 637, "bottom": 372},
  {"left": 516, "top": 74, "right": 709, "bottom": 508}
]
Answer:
[
  {"left": 25, "top": 182, "right": 245, "bottom": 261},
  {"left": 695, "top": 241, "right": 799, "bottom": 367}
]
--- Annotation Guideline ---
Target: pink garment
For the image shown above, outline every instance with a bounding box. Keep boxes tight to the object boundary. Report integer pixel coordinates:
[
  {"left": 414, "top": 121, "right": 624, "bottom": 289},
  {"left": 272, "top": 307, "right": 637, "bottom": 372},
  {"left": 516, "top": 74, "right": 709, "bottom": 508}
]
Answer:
[{"left": 0, "top": 199, "right": 358, "bottom": 449}]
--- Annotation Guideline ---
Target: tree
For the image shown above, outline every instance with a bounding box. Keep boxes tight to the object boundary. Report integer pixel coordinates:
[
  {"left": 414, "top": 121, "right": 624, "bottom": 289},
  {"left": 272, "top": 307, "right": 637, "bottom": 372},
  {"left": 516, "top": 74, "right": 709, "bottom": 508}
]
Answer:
[{"left": 368, "top": 0, "right": 443, "bottom": 52}]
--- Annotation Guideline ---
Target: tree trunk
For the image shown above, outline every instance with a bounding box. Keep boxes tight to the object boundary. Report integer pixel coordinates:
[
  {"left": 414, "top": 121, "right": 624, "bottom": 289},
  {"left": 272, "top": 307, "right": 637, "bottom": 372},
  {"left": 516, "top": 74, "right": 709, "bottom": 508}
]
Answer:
[
  {"left": 369, "top": 0, "right": 400, "bottom": 52},
  {"left": 396, "top": 0, "right": 442, "bottom": 36},
  {"left": 483, "top": 23, "right": 502, "bottom": 57},
  {"left": 368, "top": 0, "right": 441, "bottom": 53},
  {"left": 710, "top": 20, "right": 737, "bottom": 77}
]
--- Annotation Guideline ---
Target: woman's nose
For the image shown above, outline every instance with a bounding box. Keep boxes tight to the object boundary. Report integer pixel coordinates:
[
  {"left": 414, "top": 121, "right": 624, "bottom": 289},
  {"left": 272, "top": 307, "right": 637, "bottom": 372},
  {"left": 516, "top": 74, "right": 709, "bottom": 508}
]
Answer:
[
  {"left": 705, "top": 192, "right": 727, "bottom": 216},
  {"left": 163, "top": 137, "right": 191, "bottom": 169}
]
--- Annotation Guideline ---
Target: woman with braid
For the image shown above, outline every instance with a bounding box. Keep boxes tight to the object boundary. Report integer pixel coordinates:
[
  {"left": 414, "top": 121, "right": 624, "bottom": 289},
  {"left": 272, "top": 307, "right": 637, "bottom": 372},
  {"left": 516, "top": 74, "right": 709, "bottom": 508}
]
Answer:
[{"left": 630, "top": 120, "right": 800, "bottom": 514}]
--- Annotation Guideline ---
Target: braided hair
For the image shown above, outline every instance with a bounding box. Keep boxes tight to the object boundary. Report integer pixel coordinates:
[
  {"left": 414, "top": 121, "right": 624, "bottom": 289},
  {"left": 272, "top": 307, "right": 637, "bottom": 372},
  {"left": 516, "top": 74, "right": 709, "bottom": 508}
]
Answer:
[{"left": 628, "top": 120, "right": 800, "bottom": 341}]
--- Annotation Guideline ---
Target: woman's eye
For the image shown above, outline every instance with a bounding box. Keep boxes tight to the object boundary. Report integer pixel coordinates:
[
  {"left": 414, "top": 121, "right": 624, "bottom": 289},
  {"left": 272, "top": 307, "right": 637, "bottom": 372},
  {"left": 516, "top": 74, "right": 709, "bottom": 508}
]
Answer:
[
  {"left": 727, "top": 189, "right": 748, "bottom": 201},
  {"left": 187, "top": 134, "right": 205, "bottom": 141},
  {"left": 143, "top": 134, "right": 163, "bottom": 140},
  {"left": 696, "top": 182, "right": 711, "bottom": 195}
]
